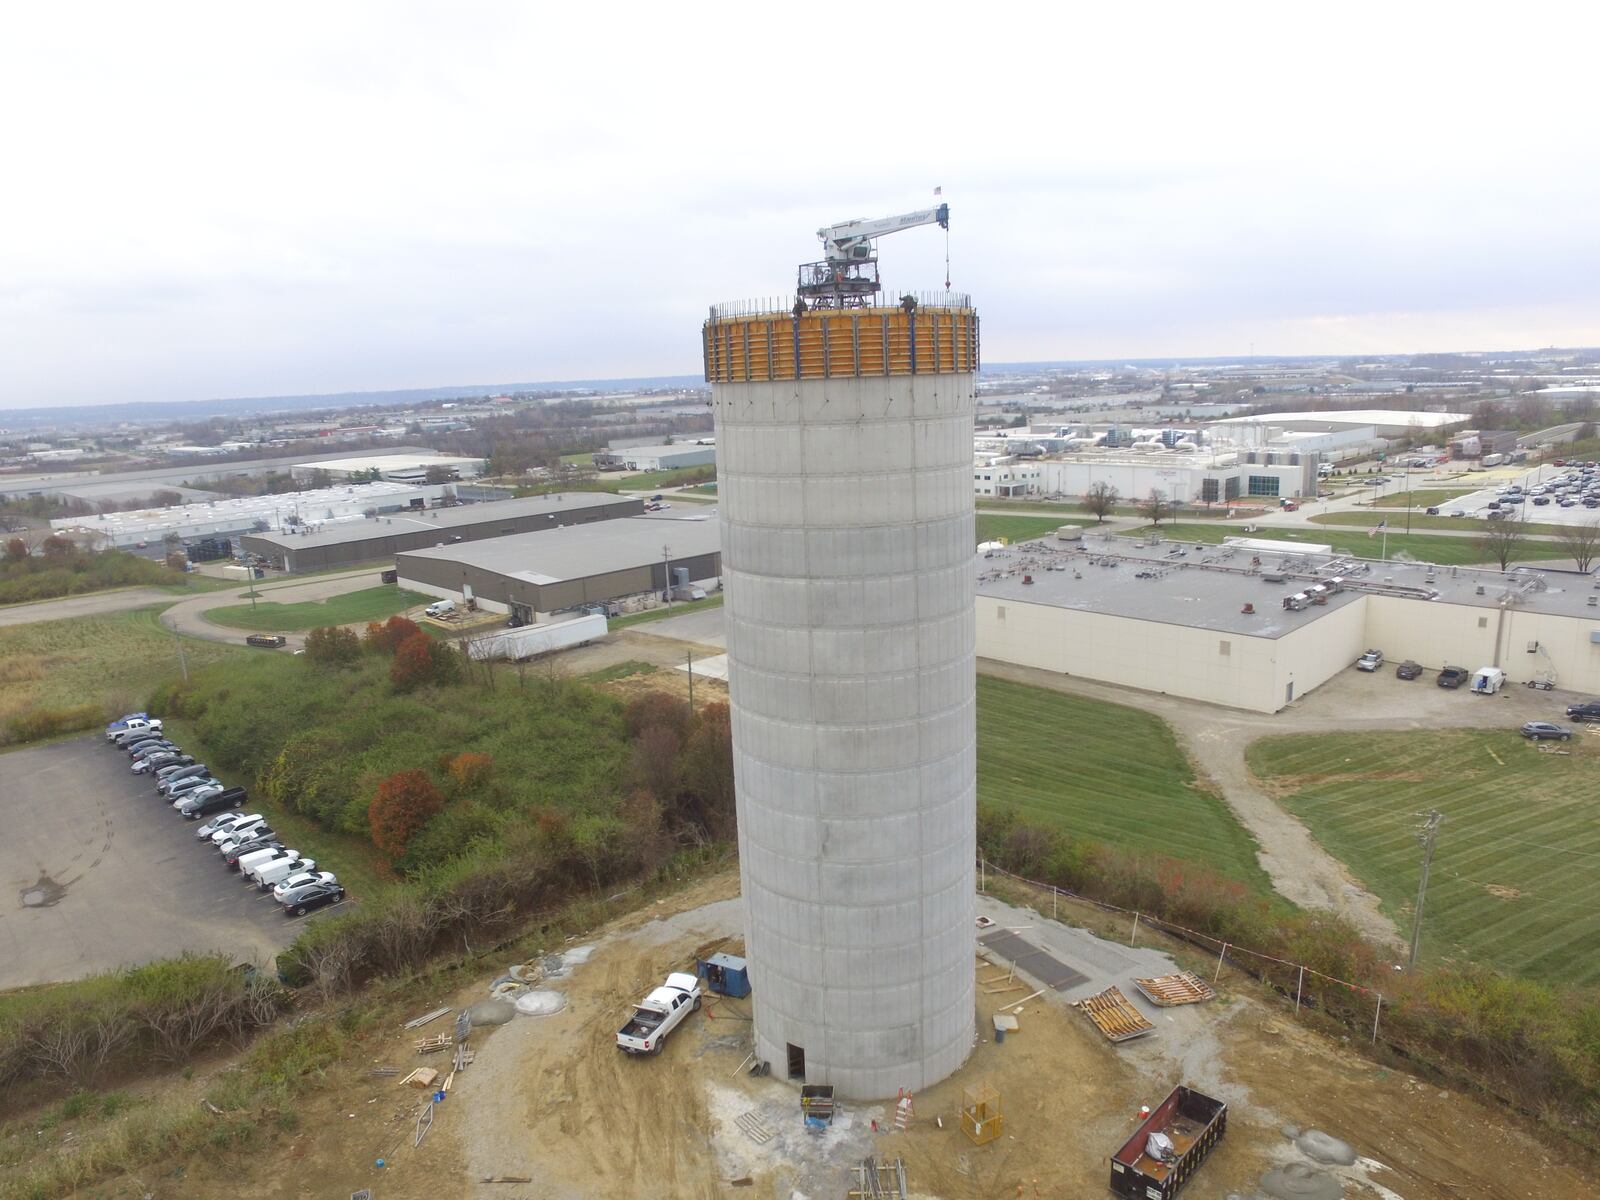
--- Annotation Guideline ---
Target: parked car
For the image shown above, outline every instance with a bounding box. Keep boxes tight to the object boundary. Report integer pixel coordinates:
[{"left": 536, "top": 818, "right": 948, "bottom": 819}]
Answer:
[
  {"left": 1437, "top": 666, "right": 1470, "bottom": 688},
  {"left": 1395, "top": 660, "right": 1423, "bottom": 680},
  {"left": 107, "top": 717, "right": 162, "bottom": 743},
  {"left": 1356, "top": 649, "right": 1384, "bottom": 672},
  {"left": 1424, "top": 506, "right": 1440, "bottom": 515},
  {"left": 249, "top": 853, "right": 315, "bottom": 889},
  {"left": 234, "top": 845, "right": 289, "bottom": 876},
  {"left": 105, "top": 712, "right": 152, "bottom": 736},
  {"left": 166, "top": 775, "right": 219, "bottom": 801},
  {"left": 275, "top": 871, "right": 338, "bottom": 905},
  {"left": 124, "top": 734, "right": 172, "bottom": 755},
  {"left": 130, "top": 739, "right": 177, "bottom": 759},
  {"left": 616, "top": 972, "right": 702, "bottom": 1054},
  {"left": 1520, "top": 722, "right": 1571, "bottom": 742},
  {"left": 135, "top": 753, "right": 192, "bottom": 775},
  {"left": 281, "top": 880, "right": 346, "bottom": 917},
  {"left": 216, "top": 825, "right": 272, "bottom": 851},
  {"left": 157, "top": 763, "right": 209, "bottom": 792},
  {"left": 178, "top": 786, "right": 247, "bottom": 819},
  {"left": 223, "top": 838, "right": 284, "bottom": 869},
  {"left": 1565, "top": 701, "right": 1600, "bottom": 723},
  {"left": 424, "top": 599, "right": 456, "bottom": 618},
  {"left": 197, "top": 812, "right": 260, "bottom": 841}
]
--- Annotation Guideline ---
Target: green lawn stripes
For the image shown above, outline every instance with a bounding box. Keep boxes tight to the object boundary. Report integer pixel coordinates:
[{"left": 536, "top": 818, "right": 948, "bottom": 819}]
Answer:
[
  {"left": 975, "top": 515, "right": 1068, "bottom": 546},
  {"left": 976, "top": 676, "right": 1270, "bottom": 890},
  {"left": 205, "top": 587, "right": 432, "bottom": 632},
  {"left": 1247, "top": 729, "right": 1600, "bottom": 982}
]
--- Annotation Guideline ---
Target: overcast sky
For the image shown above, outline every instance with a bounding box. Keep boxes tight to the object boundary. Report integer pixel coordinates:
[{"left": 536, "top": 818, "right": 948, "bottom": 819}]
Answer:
[{"left": 2, "top": 2, "right": 1596, "bottom": 410}]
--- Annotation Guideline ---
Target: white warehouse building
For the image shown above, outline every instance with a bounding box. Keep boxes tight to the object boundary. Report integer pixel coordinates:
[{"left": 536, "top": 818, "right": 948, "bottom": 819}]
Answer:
[
  {"left": 1029, "top": 449, "right": 1316, "bottom": 505},
  {"left": 976, "top": 532, "right": 1600, "bottom": 712}
]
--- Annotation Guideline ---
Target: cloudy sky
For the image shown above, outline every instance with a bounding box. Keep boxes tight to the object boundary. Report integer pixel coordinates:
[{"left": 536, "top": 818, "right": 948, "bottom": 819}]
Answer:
[{"left": 2, "top": 2, "right": 1596, "bottom": 409}]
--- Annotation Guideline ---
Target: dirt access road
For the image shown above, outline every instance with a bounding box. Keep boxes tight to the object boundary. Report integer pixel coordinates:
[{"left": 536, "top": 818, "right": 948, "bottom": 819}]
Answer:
[
  {"left": 0, "top": 586, "right": 176, "bottom": 627},
  {"left": 117, "top": 870, "right": 1596, "bottom": 1199}
]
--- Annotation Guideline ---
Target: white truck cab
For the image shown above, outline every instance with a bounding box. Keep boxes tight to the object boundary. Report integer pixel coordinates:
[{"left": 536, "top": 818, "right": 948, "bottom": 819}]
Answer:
[{"left": 616, "top": 972, "right": 702, "bottom": 1055}]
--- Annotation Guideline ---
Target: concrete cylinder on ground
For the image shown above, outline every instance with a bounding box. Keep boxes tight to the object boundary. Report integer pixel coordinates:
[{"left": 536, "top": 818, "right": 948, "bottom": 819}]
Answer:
[{"left": 704, "top": 297, "right": 979, "bottom": 1098}]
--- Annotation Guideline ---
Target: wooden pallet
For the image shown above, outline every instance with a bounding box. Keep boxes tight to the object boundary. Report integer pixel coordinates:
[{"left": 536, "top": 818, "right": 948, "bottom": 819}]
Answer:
[
  {"left": 1133, "top": 971, "right": 1216, "bottom": 1007},
  {"left": 734, "top": 1111, "right": 774, "bottom": 1144},
  {"left": 1077, "top": 986, "right": 1156, "bottom": 1043}
]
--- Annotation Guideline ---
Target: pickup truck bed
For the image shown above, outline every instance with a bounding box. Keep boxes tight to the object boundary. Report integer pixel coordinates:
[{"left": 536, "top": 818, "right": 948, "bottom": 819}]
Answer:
[{"left": 619, "top": 1011, "right": 665, "bottom": 1040}]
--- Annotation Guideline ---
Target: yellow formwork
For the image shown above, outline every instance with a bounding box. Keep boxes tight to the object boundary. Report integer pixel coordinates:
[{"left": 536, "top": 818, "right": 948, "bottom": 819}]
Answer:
[{"left": 703, "top": 305, "right": 978, "bottom": 383}]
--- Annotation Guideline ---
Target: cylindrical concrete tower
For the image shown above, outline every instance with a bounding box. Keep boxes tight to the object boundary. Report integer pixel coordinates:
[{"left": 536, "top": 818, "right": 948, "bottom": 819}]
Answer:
[{"left": 704, "top": 295, "right": 979, "bottom": 1098}]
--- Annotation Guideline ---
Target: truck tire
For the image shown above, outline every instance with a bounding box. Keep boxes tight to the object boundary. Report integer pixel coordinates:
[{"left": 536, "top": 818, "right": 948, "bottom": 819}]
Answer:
[{"left": 652, "top": 1040, "right": 664, "bottom": 1055}]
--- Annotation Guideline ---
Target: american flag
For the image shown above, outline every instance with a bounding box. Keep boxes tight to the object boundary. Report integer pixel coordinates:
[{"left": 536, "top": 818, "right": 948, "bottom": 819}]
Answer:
[
  {"left": 1368, "top": 519, "right": 1387, "bottom": 538},
  {"left": 933, "top": 186, "right": 942, "bottom": 196}
]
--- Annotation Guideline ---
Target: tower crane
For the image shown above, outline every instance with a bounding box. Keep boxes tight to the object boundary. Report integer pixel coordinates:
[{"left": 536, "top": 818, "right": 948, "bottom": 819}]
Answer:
[{"left": 796, "top": 202, "right": 950, "bottom": 309}]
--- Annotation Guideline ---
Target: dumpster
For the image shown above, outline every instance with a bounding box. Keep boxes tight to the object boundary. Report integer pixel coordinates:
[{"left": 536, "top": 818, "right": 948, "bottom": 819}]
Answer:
[{"left": 697, "top": 952, "right": 751, "bottom": 998}]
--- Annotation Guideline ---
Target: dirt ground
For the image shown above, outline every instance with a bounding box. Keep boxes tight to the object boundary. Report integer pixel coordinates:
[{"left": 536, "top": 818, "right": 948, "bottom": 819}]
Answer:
[{"left": 98, "top": 870, "right": 1595, "bottom": 1200}]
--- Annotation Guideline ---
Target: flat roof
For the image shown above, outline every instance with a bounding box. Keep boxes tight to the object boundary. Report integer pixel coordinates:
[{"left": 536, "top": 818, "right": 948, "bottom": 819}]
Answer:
[
  {"left": 52, "top": 481, "right": 425, "bottom": 536},
  {"left": 1210, "top": 410, "right": 1470, "bottom": 429},
  {"left": 397, "top": 512, "right": 721, "bottom": 584},
  {"left": 979, "top": 529, "right": 1600, "bottom": 636},
  {"left": 295, "top": 454, "right": 482, "bottom": 472},
  {"left": 611, "top": 443, "right": 715, "bottom": 457},
  {"left": 245, "top": 492, "right": 635, "bottom": 550}
]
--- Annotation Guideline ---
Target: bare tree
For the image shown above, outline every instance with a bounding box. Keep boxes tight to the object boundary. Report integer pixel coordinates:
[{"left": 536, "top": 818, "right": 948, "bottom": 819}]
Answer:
[
  {"left": 1137, "top": 489, "right": 1175, "bottom": 527},
  {"left": 1478, "top": 514, "right": 1527, "bottom": 571},
  {"left": 1082, "top": 481, "right": 1119, "bottom": 524},
  {"left": 1556, "top": 520, "right": 1600, "bottom": 574}
]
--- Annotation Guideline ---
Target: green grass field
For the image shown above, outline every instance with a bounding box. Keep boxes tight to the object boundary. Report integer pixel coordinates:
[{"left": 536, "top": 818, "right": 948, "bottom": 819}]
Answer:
[
  {"left": 204, "top": 586, "right": 431, "bottom": 632},
  {"left": 975, "top": 515, "right": 1070, "bottom": 546},
  {"left": 1119, "top": 521, "right": 1573, "bottom": 565},
  {"left": 976, "top": 676, "right": 1270, "bottom": 889},
  {"left": 1363, "top": 487, "right": 1479, "bottom": 508},
  {"left": 0, "top": 606, "right": 241, "bottom": 741},
  {"left": 1247, "top": 728, "right": 1600, "bottom": 983},
  {"left": 1309, "top": 511, "right": 1580, "bottom": 538}
]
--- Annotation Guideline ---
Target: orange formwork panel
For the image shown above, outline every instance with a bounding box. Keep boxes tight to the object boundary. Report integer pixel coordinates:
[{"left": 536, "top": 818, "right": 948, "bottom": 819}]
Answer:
[{"left": 703, "top": 304, "right": 978, "bottom": 383}]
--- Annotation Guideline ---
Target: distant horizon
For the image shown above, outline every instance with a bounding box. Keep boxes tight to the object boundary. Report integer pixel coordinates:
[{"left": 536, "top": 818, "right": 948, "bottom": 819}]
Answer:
[{"left": 3, "top": 345, "right": 1596, "bottom": 427}]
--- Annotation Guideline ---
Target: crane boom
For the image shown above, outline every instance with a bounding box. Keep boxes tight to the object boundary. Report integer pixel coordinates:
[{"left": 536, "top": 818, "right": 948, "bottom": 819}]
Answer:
[
  {"left": 797, "top": 202, "right": 950, "bottom": 309},
  {"left": 818, "top": 204, "right": 950, "bottom": 264}
]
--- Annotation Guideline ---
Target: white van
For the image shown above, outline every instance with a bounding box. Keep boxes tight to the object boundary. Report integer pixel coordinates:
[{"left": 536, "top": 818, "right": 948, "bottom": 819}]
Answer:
[{"left": 424, "top": 599, "right": 456, "bottom": 618}]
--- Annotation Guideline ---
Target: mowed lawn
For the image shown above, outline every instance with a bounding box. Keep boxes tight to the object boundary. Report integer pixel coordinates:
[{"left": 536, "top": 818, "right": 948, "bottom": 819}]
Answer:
[
  {"left": 1119, "top": 521, "right": 1572, "bottom": 566},
  {"left": 976, "top": 676, "right": 1270, "bottom": 889},
  {"left": 1248, "top": 729, "right": 1600, "bottom": 983},
  {"left": 975, "top": 515, "right": 1068, "bottom": 546},
  {"left": 205, "top": 586, "right": 431, "bottom": 632}
]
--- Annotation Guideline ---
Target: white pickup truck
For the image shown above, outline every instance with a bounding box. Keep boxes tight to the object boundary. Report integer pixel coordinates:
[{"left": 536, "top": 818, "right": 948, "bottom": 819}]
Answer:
[{"left": 616, "top": 972, "right": 702, "bottom": 1055}]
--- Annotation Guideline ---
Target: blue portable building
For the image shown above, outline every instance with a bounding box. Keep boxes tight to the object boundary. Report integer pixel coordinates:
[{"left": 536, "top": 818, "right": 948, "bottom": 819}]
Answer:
[{"left": 698, "top": 952, "right": 751, "bottom": 998}]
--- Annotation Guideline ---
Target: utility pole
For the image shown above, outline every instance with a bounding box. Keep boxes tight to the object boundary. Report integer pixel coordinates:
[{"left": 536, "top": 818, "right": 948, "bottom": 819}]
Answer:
[
  {"left": 1408, "top": 810, "right": 1445, "bottom": 969},
  {"left": 172, "top": 627, "right": 189, "bottom": 683},
  {"left": 686, "top": 648, "right": 694, "bottom": 713},
  {"left": 1404, "top": 461, "right": 1413, "bottom": 536},
  {"left": 662, "top": 544, "right": 673, "bottom": 611}
]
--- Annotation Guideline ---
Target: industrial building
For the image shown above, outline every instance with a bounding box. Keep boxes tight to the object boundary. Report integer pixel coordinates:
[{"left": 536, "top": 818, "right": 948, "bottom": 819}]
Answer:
[
  {"left": 976, "top": 532, "right": 1600, "bottom": 712},
  {"left": 394, "top": 514, "right": 720, "bottom": 624},
  {"left": 290, "top": 453, "right": 484, "bottom": 484},
  {"left": 593, "top": 443, "right": 716, "bottom": 472},
  {"left": 49, "top": 482, "right": 442, "bottom": 549},
  {"left": 973, "top": 445, "right": 1316, "bottom": 504},
  {"left": 706, "top": 283, "right": 979, "bottom": 1099},
  {"left": 1208, "top": 408, "right": 1471, "bottom": 438},
  {"left": 239, "top": 492, "right": 640, "bottom": 573}
]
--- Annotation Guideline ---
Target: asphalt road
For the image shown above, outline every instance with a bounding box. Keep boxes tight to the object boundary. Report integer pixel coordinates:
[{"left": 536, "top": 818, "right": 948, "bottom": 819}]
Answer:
[
  {"left": 0, "top": 735, "right": 298, "bottom": 988},
  {"left": 0, "top": 587, "right": 175, "bottom": 628}
]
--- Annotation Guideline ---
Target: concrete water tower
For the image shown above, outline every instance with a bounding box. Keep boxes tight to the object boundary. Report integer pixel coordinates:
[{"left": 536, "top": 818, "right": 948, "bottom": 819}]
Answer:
[{"left": 704, "top": 213, "right": 978, "bottom": 1097}]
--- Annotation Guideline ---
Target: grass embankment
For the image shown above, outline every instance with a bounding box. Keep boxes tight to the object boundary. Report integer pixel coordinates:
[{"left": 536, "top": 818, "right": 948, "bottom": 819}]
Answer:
[
  {"left": 204, "top": 586, "right": 431, "bottom": 632},
  {"left": 608, "top": 593, "right": 724, "bottom": 629},
  {"left": 975, "top": 676, "right": 1269, "bottom": 889},
  {"left": 975, "top": 515, "right": 1072, "bottom": 545},
  {"left": 1119, "top": 521, "right": 1574, "bottom": 565},
  {"left": 1247, "top": 728, "right": 1600, "bottom": 985},
  {"left": 1310, "top": 511, "right": 1583, "bottom": 537},
  {"left": 0, "top": 606, "right": 240, "bottom": 746},
  {"left": 0, "top": 548, "right": 226, "bottom": 607}
]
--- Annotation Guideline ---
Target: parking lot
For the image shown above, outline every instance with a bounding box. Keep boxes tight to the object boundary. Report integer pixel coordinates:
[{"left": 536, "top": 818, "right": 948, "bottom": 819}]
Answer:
[{"left": 0, "top": 735, "right": 299, "bottom": 989}]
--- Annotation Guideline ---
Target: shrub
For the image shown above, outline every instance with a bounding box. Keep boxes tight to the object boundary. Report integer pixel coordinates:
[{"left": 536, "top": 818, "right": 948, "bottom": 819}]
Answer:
[
  {"left": 368, "top": 770, "right": 444, "bottom": 860},
  {"left": 447, "top": 751, "right": 494, "bottom": 791},
  {"left": 303, "top": 625, "right": 361, "bottom": 665},
  {"left": 364, "top": 615, "right": 422, "bottom": 655},
  {"left": 6, "top": 702, "right": 106, "bottom": 745},
  {"left": 623, "top": 691, "right": 691, "bottom": 741}
]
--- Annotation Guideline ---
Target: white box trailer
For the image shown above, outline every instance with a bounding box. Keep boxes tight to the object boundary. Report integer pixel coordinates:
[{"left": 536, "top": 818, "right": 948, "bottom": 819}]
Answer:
[{"left": 467, "top": 613, "right": 606, "bottom": 662}]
